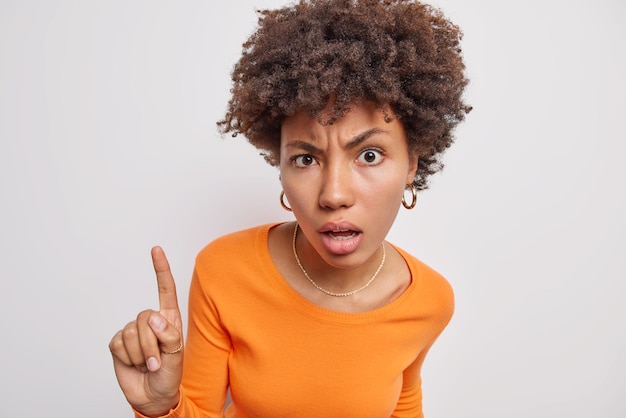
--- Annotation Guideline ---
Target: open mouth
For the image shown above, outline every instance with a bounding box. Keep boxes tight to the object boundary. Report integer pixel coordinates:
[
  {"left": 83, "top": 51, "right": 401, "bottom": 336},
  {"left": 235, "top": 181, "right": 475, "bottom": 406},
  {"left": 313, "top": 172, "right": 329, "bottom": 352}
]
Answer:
[
  {"left": 318, "top": 223, "right": 363, "bottom": 255},
  {"left": 327, "top": 230, "right": 359, "bottom": 240}
]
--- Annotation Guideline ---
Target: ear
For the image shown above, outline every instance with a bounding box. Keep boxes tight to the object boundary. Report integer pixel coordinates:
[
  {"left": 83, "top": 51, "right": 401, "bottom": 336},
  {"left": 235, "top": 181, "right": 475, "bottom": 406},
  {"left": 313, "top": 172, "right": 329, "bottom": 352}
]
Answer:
[{"left": 406, "top": 153, "right": 419, "bottom": 185}]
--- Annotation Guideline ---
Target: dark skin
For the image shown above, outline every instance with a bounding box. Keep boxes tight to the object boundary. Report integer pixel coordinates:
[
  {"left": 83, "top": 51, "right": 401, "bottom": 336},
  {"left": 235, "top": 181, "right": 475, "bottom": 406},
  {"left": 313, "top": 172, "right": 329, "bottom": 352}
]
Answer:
[
  {"left": 218, "top": 0, "right": 470, "bottom": 190},
  {"left": 271, "top": 101, "right": 417, "bottom": 313},
  {"left": 108, "top": 102, "right": 418, "bottom": 414},
  {"left": 109, "top": 247, "right": 183, "bottom": 416},
  {"left": 110, "top": 0, "right": 469, "bottom": 414}
]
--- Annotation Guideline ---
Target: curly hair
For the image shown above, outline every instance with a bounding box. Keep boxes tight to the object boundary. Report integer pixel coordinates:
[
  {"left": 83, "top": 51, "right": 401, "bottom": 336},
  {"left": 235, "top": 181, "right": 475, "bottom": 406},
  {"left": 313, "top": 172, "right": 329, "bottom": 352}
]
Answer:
[{"left": 217, "top": 0, "right": 470, "bottom": 189}]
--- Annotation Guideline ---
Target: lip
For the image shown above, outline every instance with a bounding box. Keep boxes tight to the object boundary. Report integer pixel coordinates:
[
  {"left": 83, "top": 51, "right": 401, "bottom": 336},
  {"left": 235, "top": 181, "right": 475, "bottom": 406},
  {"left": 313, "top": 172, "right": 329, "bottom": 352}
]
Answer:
[
  {"left": 318, "top": 222, "right": 363, "bottom": 255},
  {"left": 318, "top": 221, "right": 362, "bottom": 233}
]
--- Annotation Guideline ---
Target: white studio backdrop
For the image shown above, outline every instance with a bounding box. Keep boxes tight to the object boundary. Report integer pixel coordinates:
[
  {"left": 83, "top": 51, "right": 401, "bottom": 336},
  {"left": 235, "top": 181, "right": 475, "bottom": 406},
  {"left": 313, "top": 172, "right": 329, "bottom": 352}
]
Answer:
[{"left": 1, "top": 1, "right": 624, "bottom": 417}]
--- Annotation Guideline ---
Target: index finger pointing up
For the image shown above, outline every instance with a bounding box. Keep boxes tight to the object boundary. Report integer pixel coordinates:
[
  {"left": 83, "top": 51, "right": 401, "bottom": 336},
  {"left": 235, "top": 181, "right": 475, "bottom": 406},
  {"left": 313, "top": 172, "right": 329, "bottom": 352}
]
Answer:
[{"left": 151, "top": 246, "right": 179, "bottom": 312}]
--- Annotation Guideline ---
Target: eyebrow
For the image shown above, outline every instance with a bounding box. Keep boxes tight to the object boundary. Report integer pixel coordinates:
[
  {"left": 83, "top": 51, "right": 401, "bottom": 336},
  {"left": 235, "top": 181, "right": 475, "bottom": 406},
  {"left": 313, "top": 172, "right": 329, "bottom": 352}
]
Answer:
[{"left": 285, "top": 128, "right": 389, "bottom": 153}]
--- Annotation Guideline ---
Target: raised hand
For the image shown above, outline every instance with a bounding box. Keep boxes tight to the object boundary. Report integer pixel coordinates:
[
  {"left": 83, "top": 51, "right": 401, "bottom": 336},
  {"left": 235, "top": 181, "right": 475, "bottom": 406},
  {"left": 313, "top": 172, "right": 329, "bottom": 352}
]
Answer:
[{"left": 109, "top": 246, "right": 184, "bottom": 417}]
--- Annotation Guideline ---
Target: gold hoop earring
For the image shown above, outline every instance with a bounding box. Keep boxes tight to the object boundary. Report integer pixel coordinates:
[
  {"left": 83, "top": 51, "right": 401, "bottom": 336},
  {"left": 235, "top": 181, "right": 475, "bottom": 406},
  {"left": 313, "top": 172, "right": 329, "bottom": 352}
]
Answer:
[
  {"left": 280, "top": 191, "right": 292, "bottom": 212},
  {"left": 402, "top": 184, "right": 417, "bottom": 210}
]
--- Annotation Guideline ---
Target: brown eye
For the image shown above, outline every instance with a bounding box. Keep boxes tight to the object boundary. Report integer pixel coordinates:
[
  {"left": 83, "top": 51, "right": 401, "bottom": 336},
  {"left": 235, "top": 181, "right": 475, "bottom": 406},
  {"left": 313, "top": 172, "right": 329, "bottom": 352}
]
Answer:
[
  {"left": 363, "top": 151, "right": 376, "bottom": 162},
  {"left": 293, "top": 154, "right": 318, "bottom": 167},
  {"left": 357, "top": 149, "right": 383, "bottom": 165}
]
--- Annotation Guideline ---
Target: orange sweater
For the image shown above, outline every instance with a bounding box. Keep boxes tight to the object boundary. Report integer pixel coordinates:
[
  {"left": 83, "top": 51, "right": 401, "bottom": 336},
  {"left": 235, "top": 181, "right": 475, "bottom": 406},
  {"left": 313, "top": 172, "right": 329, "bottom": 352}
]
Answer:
[{"left": 138, "top": 223, "right": 453, "bottom": 418}]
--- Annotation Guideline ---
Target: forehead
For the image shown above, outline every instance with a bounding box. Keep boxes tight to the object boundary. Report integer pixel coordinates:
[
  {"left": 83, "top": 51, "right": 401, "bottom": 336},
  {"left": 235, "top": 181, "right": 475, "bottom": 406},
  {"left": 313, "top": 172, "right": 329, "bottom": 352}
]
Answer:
[{"left": 280, "top": 102, "right": 405, "bottom": 144}]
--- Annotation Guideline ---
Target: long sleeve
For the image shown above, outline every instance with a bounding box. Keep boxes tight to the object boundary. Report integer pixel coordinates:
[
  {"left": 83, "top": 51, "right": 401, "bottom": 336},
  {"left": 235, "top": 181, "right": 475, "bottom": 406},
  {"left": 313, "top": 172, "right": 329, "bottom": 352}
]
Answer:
[
  {"left": 133, "top": 265, "right": 231, "bottom": 418},
  {"left": 390, "top": 342, "right": 434, "bottom": 418},
  {"left": 391, "top": 260, "right": 455, "bottom": 418},
  {"left": 132, "top": 223, "right": 454, "bottom": 418},
  {"left": 178, "top": 265, "right": 232, "bottom": 416}
]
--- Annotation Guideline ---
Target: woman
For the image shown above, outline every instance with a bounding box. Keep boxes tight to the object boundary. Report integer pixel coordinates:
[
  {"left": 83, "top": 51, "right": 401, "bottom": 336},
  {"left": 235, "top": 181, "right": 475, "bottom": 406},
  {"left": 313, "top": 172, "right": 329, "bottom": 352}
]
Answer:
[{"left": 109, "top": 0, "right": 470, "bottom": 416}]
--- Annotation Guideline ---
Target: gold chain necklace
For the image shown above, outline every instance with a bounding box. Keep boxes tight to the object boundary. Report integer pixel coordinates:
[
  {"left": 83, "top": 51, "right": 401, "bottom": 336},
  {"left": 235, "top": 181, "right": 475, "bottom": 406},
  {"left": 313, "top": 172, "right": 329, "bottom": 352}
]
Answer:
[{"left": 292, "top": 223, "right": 386, "bottom": 297}]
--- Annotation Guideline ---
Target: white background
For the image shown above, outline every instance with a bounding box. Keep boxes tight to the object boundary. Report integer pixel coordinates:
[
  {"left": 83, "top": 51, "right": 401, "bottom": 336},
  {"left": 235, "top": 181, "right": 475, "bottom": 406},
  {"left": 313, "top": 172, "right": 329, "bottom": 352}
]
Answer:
[{"left": 1, "top": 1, "right": 624, "bottom": 417}]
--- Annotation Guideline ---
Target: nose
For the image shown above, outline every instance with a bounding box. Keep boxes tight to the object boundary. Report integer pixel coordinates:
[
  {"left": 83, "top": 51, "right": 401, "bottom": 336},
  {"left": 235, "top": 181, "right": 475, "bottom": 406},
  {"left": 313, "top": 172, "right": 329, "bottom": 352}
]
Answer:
[{"left": 318, "top": 162, "right": 356, "bottom": 210}]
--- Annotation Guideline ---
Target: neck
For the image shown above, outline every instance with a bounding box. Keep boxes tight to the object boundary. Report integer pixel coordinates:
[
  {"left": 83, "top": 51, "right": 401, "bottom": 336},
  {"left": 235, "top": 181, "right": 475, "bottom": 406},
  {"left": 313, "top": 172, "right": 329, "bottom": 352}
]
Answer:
[{"left": 293, "top": 224, "right": 385, "bottom": 295}]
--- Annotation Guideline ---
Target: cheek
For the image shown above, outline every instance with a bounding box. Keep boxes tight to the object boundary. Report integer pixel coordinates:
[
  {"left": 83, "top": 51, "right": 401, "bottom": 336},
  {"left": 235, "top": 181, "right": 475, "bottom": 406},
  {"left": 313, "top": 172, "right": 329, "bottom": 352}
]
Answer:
[
  {"left": 280, "top": 175, "right": 308, "bottom": 208},
  {"left": 366, "top": 163, "right": 409, "bottom": 192},
  {"left": 381, "top": 183, "right": 405, "bottom": 208}
]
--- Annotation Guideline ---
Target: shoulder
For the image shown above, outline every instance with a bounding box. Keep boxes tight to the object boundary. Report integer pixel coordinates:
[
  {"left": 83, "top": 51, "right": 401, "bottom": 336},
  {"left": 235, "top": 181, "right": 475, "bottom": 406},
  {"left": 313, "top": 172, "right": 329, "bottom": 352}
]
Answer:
[
  {"left": 187, "top": 223, "right": 278, "bottom": 301},
  {"left": 394, "top": 246, "right": 451, "bottom": 289},
  {"left": 191, "top": 223, "right": 283, "bottom": 290},
  {"left": 393, "top": 245, "right": 455, "bottom": 321},
  {"left": 195, "top": 223, "right": 275, "bottom": 264}
]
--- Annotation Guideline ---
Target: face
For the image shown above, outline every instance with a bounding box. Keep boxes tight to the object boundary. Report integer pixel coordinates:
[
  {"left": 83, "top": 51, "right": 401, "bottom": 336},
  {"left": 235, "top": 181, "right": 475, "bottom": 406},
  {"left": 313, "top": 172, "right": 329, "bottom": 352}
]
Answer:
[{"left": 280, "top": 101, "right": 418, "bottom": 271}]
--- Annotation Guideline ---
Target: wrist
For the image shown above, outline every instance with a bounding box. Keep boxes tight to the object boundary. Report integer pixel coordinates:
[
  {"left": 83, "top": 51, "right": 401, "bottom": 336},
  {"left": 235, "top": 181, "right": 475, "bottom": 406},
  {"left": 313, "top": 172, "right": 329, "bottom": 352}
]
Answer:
[{"left": 133, "top": 391, "right": 180, "bottom": 418}]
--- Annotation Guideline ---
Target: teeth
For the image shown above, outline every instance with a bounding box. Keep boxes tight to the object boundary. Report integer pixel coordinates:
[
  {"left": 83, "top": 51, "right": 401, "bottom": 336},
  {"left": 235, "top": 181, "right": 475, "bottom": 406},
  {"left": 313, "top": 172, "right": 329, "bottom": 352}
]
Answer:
[{"left": 328, "top": 231, "right": 356, "bottom": 240}]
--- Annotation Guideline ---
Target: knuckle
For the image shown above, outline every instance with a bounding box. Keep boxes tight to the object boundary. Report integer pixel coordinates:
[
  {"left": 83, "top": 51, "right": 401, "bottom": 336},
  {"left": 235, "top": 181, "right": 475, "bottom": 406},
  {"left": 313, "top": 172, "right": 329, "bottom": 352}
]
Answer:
[
  {"left": 108, "top": 334, "right": 124, "bottom": 354},
  {"left": 136, "top": 309, "right": 155, "bottom": 322},
  {"left": 161, "top": 330, "right": 182, "bottom": 346},
  {"left": 122, "top": 322, "right": 138, "bottom": 339}
]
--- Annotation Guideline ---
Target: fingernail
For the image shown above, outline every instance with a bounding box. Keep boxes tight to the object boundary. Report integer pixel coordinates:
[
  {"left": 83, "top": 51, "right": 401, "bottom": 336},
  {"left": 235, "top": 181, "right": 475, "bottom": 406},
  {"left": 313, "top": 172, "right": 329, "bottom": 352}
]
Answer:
[
  {"left": 147, "top": 357, "right": 160, "bottom": 372},
  {"left": 149, "top": 315, "right": 165, "bottom": 332},
  {"left": 139, "top": 365, "right": 148, "bottom": 373}
]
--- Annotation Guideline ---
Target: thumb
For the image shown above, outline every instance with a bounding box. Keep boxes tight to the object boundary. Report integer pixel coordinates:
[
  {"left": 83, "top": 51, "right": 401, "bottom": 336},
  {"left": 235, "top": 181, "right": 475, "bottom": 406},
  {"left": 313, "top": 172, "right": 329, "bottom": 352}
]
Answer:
[{"left": 146, "top": 312, "right": 183, "bottom": 372}]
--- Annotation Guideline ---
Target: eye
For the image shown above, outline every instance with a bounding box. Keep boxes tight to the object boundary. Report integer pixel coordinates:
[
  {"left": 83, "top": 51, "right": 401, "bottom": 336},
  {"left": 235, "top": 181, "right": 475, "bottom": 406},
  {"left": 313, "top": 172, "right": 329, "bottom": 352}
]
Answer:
[
  {"left": 357, "top": 149, "right": 383, "bottom": 165},
  {"left": 292, "top": 154, "right": 318, "bottom": 167}
]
